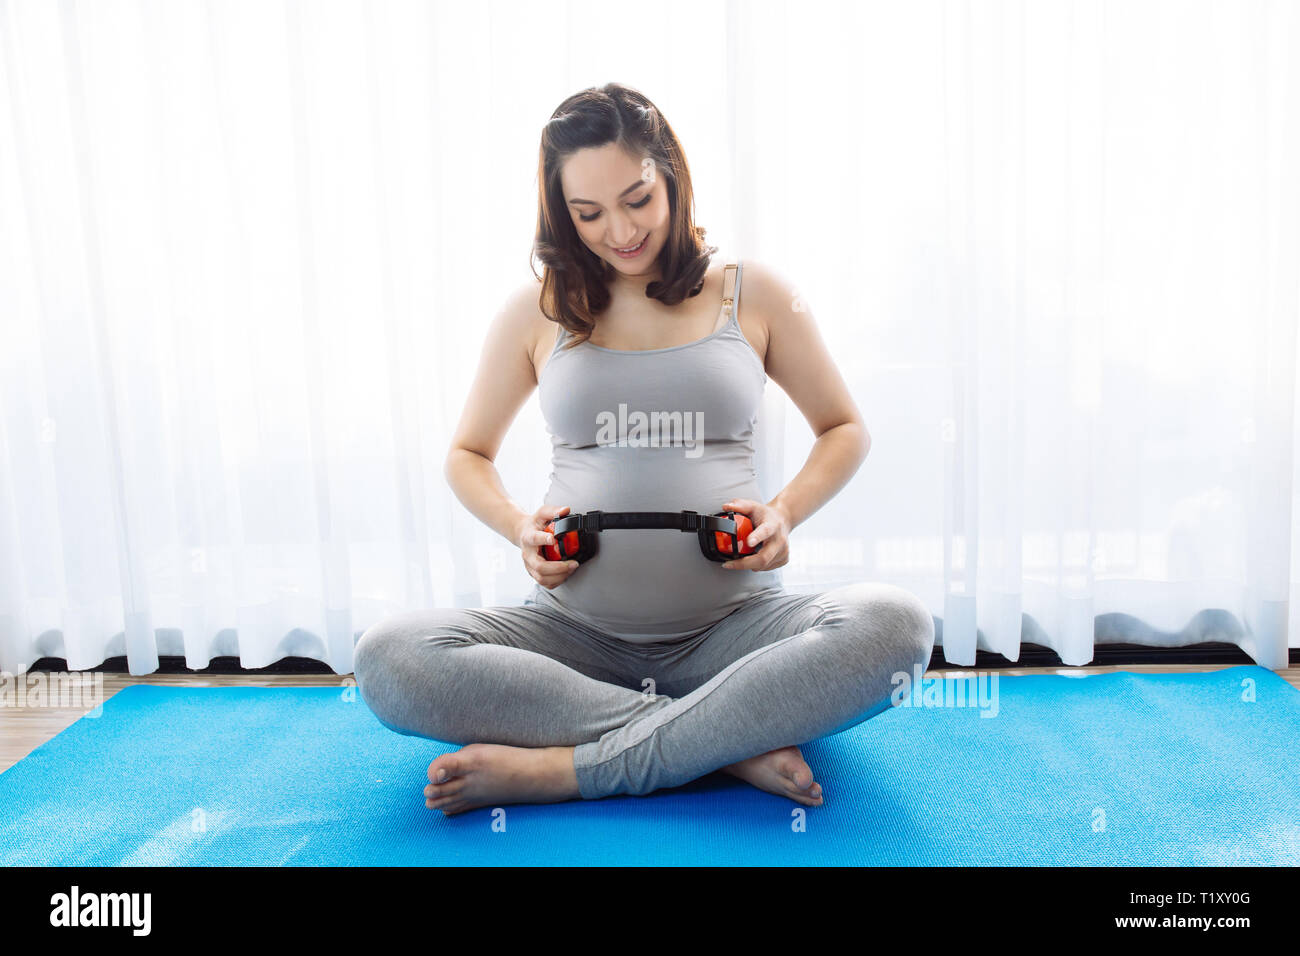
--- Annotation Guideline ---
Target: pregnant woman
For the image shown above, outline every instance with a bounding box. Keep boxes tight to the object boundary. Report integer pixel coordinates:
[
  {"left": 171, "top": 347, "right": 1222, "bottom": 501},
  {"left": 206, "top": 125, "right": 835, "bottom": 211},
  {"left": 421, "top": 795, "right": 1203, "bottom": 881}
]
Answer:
[{"left": 353, "top": 82, "right": 934, "bottom": 816}]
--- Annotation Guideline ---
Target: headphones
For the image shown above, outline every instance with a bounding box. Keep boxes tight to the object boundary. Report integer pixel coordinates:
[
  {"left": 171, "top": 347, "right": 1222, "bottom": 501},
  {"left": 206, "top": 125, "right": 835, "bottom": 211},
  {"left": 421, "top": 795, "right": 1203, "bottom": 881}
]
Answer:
[{"left": 541, "top": 510, "right": 763, "bottom": 565}]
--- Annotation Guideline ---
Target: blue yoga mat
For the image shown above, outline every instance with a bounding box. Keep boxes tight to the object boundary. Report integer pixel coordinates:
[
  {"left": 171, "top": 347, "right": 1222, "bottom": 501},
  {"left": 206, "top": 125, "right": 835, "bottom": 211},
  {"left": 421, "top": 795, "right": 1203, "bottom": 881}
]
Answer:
[{"left": 1, "top": 665, "right": 1297, "bottom": 865}]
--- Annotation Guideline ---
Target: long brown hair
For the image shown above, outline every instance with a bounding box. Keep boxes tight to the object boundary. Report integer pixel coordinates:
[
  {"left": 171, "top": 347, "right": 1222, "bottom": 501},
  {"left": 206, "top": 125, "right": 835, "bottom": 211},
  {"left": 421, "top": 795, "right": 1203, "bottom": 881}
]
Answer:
[{"left": 531, "top": 83, "right": 718, "bottom": 350}]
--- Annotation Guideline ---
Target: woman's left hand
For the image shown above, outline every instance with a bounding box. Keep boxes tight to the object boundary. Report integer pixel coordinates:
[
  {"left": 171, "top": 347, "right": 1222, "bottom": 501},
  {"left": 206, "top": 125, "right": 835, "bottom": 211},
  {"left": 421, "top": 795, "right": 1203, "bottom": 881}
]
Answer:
[{"left": 718, "top": 498, "right": 791, "bottom": 571}]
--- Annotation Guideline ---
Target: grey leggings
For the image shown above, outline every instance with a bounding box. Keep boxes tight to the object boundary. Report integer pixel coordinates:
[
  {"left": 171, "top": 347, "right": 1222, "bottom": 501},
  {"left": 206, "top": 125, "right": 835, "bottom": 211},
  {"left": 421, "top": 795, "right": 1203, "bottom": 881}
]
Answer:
[{"left": 352, "top": 581, "right": 935, "bottom": 800}]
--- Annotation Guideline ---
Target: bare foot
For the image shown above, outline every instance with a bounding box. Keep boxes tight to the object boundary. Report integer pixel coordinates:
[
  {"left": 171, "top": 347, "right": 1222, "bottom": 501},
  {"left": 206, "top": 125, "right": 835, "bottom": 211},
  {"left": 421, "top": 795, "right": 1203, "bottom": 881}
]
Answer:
[
  {"left": 423, "top": 744, "right": 580, "bottom": 816},
  {"left": 722, "top": 745, "right": 824, "bottom": 806}
]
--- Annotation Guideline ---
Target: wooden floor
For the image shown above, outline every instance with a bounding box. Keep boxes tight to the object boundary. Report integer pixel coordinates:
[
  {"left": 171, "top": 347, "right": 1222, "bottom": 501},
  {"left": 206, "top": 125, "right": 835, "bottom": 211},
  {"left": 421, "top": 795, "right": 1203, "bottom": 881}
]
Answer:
[{"left": 2, "top": 664, "right": 1297, "bottom": 774}]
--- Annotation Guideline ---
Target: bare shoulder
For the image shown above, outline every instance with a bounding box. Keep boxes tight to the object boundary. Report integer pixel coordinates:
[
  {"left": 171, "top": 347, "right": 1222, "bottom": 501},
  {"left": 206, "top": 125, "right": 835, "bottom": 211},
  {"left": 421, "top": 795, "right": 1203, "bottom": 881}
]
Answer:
[
  {"left": 500, "top": 276, "right": 547, "bottom": 331},
  {"left": 738, "top": 258, "right": 802, "bottom": 369},
  {"left": 739, "top": 258, "right": 799, "bottom": 318},
  {"left": 740, "top": 258, "right": 867, "bottom": 438},
  {"left": 497, "top": 277, "right": 554, "bottom": 383},
  {"left": 446, "top": 278, "right": 551, "bottom": 463}
]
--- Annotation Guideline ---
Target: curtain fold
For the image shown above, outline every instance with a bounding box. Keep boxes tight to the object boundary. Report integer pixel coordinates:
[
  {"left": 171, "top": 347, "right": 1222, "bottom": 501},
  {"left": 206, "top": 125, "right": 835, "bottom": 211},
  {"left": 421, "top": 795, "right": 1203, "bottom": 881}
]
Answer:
[{"left": 0, "top": 0, "right": 1296, "bottom": 675}]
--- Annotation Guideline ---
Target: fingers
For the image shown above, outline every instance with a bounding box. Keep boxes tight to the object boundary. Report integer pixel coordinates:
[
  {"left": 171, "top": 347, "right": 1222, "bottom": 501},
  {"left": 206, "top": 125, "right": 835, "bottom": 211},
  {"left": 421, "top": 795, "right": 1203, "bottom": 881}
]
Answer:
[
  {"left": 528, "top": 557, "right": 577, "bottom": 587},
  {"left": 528, "top": 528, "right": 575, "bottom": 563},
  {"left": 527, "top": 504, "right": 570, "bottom": 535},
  {"left": 521, "top": 504, "right": 578, "bottom": 587},
  {"left": 723, "top": 545, "right": 787, "bottom": 571},
  {"left": 527, "top": 527, "right": 557, "bottom": 548},
  {"left": 525, "top": 534, "right": 578, "bottom": 586},
  {"left": 526, "top": 541, "right": 578, "bottom": 581},
  {"left": 534, "top": 558, "right": 579, "bottom": 588}
]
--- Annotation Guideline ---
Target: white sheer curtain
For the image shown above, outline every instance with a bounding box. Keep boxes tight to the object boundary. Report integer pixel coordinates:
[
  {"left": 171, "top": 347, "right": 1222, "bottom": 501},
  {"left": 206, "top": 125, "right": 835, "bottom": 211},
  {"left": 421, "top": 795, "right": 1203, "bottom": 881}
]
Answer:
[{"left": 0, "top": 0, "right": 1295, "bottom": 676}]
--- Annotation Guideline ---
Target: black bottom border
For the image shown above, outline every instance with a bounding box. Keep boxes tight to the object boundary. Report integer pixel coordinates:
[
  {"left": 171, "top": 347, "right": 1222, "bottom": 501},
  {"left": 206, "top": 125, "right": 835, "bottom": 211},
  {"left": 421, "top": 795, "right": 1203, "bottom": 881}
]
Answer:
[{"left": 2, "top": 863, "right": 1290, "bottom": 939}]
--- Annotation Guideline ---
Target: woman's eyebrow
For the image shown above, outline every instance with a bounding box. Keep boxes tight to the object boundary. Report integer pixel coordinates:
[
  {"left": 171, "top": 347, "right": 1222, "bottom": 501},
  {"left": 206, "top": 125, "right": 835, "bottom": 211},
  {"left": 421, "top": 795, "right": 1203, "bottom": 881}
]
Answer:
[{"left": 568, "top": 179, "right": 647, "bottom": 206}]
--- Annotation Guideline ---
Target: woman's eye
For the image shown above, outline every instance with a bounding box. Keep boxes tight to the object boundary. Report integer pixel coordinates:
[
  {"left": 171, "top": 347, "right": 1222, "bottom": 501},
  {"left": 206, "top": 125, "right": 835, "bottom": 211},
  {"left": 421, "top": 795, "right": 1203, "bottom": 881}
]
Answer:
[{"left": 578, "top": 193, "right": 651, "bottom": 223}]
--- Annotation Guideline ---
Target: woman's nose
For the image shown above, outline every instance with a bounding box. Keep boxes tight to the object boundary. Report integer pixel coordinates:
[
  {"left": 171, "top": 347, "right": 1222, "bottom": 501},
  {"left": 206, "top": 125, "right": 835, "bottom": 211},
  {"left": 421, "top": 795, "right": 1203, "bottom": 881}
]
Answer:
[{"left": 607, "top": 216, "right": 638, "bottom": 246}]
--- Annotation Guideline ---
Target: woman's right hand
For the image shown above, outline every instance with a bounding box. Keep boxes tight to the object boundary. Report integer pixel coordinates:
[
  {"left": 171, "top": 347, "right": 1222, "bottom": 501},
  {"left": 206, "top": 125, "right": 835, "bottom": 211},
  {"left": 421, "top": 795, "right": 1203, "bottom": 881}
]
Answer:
[{"left": 516, "top": 504, "right": 581, "bottom": 589}]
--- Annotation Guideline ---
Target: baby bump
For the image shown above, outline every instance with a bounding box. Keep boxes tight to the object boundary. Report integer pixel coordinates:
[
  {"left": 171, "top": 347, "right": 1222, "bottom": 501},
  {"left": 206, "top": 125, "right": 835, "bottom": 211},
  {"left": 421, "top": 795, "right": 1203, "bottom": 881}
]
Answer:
[{"left": 541, "top": 449, "right": 780, "bottom": 640}]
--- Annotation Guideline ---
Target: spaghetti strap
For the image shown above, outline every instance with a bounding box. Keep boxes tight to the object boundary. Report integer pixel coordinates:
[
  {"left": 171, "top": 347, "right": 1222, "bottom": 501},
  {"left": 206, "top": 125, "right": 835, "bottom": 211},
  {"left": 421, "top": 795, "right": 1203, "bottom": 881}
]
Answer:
[
  {"left": 549, "top": 320, "right": 570, "bottom": 355},
  {"left": 721, "top": 260, "right": 738, "bottom": 322},
  {"left": 732, "top": 259, "right": 744, "bottom": 327}
]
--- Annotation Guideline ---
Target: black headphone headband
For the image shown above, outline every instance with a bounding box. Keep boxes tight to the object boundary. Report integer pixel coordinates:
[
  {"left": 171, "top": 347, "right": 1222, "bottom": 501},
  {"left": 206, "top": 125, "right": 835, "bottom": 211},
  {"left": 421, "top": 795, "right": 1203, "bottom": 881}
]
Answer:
[{"left": 550, "top": 510, "right": 735, "bottom": 535}]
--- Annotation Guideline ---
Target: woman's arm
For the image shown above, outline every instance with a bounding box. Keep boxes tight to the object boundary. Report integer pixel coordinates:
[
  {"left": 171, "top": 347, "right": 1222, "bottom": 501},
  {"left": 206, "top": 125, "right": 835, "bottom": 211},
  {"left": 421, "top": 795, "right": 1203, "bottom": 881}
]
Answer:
[
  {"left": 745, "top": 261, "right": 871, "bottom": 530},
  {"left": 769, "top": 422, "right": 869, "bottom": 530},
  {"left": 443, "top": 283, "right": 544, "bottom": 545}
]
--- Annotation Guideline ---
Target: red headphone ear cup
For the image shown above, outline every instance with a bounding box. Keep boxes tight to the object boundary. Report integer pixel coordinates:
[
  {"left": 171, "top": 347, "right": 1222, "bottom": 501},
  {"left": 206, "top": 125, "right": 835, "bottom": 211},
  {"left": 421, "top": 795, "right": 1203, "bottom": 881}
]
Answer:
[
  {"left": 542, "top": 521, "right": 582, "bottom": 562},
  {"left": 734, "top": 514, "right": 758, "bottom": 553},
  {"left": 541, "top": 520, "right": 561, "bottom": 561},
  {"left": 714, "top": 512, "right": 757, "bottom": 556},
  {"left": 558, "top": 530, "right": 580, "bottom": 558}
]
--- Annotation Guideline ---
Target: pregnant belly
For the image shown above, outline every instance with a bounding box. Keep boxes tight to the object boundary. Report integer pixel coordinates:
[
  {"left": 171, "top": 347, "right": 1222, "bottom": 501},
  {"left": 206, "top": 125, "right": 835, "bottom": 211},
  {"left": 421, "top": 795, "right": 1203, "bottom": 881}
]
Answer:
[{"left": 539, "top": 448, "right": 781, "bottom": 641}]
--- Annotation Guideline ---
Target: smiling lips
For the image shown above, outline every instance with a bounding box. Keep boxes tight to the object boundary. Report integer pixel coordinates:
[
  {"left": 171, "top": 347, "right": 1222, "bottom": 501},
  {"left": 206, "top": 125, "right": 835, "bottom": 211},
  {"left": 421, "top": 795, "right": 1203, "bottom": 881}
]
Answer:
[{"left": 612, "top": 235, "right": 647, "bottom": 255}]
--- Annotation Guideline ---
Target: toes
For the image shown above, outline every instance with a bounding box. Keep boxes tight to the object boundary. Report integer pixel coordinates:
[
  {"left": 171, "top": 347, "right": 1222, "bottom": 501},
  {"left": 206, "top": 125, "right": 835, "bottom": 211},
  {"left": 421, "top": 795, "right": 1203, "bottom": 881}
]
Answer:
[
  {"left": 427, "top": 793, "right": 464, "bottom": 812},
  {"left": 792, "top": 787, "right": 824, "bottom": 807},
  {"left": 424, "top": 780, "right": 465, "bottom": 799},
  {"left": 428, "top": 753, "right": 462, "bottom": 784},
  {"left": 772, "top": 750, "right": 815, "bottom": 791},
  {"left": 783, "top": 769, "right": 823, "bottom": 804}
]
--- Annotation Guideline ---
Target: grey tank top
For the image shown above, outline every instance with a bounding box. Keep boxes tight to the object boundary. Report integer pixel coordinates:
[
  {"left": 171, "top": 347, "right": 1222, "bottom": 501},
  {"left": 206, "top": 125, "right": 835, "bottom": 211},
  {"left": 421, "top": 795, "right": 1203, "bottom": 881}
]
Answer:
[{"left": 532, "top": 258, "right": 783, "bottom": 642}]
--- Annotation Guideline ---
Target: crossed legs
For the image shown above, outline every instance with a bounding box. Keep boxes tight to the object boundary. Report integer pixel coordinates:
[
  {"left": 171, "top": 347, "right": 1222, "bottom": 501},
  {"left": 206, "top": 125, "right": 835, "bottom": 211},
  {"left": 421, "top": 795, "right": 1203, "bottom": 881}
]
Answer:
[{"left": 352, "top": 582, "right": 935, "bottom": 813}]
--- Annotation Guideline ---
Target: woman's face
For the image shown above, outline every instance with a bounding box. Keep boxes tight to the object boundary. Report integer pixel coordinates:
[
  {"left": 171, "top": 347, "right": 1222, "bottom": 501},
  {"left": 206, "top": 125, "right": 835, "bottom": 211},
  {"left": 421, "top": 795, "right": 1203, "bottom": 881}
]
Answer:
[{"left": 560, "top": 143, "right": 669, "bottom": 278}]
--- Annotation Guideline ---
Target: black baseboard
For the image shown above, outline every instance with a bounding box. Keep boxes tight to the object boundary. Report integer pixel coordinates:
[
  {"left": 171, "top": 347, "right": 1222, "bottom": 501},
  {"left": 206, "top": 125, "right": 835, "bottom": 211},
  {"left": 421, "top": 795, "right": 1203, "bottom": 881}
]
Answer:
[
  {"left": 28, "top": 655, "right": 337, "bottom": 675},
  {"left": 27, "top": 643, "right": 1295, "bottom": 676},
  {"left": 926, "top": 641, "right": 1290, "bottom": 669}
]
